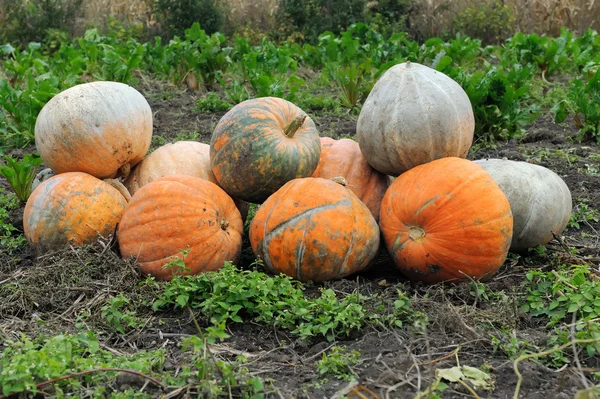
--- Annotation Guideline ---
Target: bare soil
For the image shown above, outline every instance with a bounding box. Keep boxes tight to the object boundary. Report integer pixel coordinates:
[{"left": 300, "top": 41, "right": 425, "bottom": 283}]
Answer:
[{"left": 1, "top": 85, "right": 599, "bottom": 398}]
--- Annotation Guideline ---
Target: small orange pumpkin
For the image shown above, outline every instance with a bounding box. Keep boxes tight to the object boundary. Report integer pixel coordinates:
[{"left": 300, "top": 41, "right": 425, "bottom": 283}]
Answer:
[
  {"left": 210, "top": 97, "right": 321, "bottom": 203},
  {"left": 118, "top": 175, "right": 243, "bottom": 280},
  {"left": 312, "top": 137, "right": 391, "bottom": 221},
  {"left": 23, "top": 172, "right": 129, "bottom": 252},
  {"left": 379, "top": 157, "right": 513, "bottom": 284},
  {"left": 124, "top": 141, "right": 249, "bottom": 220},
  {"left": 250, "top": 177, "right": 380, "bottom": 282}
]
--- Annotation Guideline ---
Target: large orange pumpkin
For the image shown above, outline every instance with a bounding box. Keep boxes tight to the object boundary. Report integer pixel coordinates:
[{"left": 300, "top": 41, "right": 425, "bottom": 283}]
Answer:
[
  {"left": 379, "top": 157, "right": 513, "bottom": 284},
  {"left": 118, "top": 175, "right": 243, "bottom": 280},
  {"left": 124, "top": 141, "right": 249, "bottom": 220},
  {"left": 35, "top": 81, "right": 153, "bottom": 179},
  {"left": 210, "top": 97, "right": 321, "bottom": 203},
  {"left": 23, "top": 172, "right": 129, "bottom": 252},
  {"left": 250, "top": 177, "right": 380, "bottom": 282},
  {"left": 312, "top": 137, "right": 391, "bottom": 221}
]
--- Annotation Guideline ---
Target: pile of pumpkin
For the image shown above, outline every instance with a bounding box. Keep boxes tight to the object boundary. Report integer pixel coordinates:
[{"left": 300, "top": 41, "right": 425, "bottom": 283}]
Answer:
[{"left": 25, "top": 62, "right": 572, "bottom": 284}]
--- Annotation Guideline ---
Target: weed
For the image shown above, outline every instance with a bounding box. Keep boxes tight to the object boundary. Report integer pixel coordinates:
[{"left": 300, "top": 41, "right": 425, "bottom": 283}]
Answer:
[
  {"left": 152, "top": 261, "right": 367, "bottom": 341},
  {"left": 0, "top": 331, "right": 165, "bottom": 397},
  {"left": 568, "top": 199, "right": 600, "bottom": 229},
  {"left": 195, "top": 92, "right": 232, "bottom": 112},
  {"left": 100, "top": 294, "right": 145, "bottom": 334},
  {"left": 316, "top": 346, "right": 360, "bottom": 381},
  {"left": 0, "top": 153, "right": 43, "bottom": 202},
  {"left": 521, "top": 263, "right": 600, "bottom": 362},
  {"left": 0, "top": 189, "right": 26, "bottom": 254}
]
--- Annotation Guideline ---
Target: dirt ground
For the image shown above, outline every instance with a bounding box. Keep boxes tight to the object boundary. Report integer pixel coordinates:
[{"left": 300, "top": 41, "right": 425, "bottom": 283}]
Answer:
[{"left": 1, "top": 84, "right": 599, "bottom": 399}]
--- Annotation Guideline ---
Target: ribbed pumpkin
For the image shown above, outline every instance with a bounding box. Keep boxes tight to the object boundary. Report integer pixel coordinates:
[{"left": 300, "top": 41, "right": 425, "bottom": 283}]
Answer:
[
  {"left": 474, "top": 159, "right": 572, "bottom": 252},
  {"left": 210, "top": 97, "right": 321, "bottom": 203},
  {"left": 379, "top": 157, "right": 513, "bottom": 284},
  {"left": 312, "top": 137, "right": 391, "bottom": 221},
  {"left": 35, "top": 81, "right": 152, "bottom": 179},
  {"left": 124, "top": 141, "right": 249, "bottom": 220},
  {"left": 357, "top": 62, "right": 474, "bottom": 176},
  {"left": 118, "top": 175, "right": 243, "bottom": 280},
  {"left": 250, "top": 177, "right": 380, "bottom": 282},
  {"left": 23, "top": 172, "right": 129, "bottom": 252}
]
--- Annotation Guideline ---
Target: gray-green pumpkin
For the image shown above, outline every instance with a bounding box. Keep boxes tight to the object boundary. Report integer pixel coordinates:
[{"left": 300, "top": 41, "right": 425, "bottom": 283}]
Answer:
[
  {"left": 474, "top": 159, "right": 572, "bottom": 252},
  {"left": 357, "top": 62, "right": 475, "bottom": 176}
]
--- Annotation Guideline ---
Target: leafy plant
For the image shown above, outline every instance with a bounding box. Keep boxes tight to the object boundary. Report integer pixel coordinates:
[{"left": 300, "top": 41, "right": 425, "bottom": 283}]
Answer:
[
  {"left": 0, "top": 189, "right": 26, "bottom": 254},
  {"left": 0, "top": 331, "right": 165, "bottom": 397},
  {"left": 100, "top": 294, "right": 144, "bottom": 334},
  {"left": 152, "top": 261, "right": 367, "bottom": 341},
  {"left": 552, "top": 68, "right": 600, "bottom": 143},
  {"left": 195, "top": 93, "right": 232, "bottom": 112},
  {"left": 568, "top": 200, "right": 600, "bottom": 229},
  {"left": 317, "top": 346, "right": 360, "bottom": 381},
  {"left": 0, "top": 153, "right": 43, "bottom": 202},
  {"left": 521, "top": 263, "right": 600, "bottom": 360}
]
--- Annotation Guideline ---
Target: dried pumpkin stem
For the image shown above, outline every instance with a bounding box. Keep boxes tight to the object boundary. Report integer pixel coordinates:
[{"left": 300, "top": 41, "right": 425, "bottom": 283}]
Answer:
[
  {"left": 283, "top": 115, "right": 307, "bottom": 138},
  {"left": 330, "top": 176, "right": 348, "bottom": 186},
  {"left": 408, "top": 226, "right": 425, "bottom": 241},
  {"left": 220, "top": 218, "right": 229, "bottom": 230},
  {"left": 104, "top": 179, "right": 132, "bottom": 203}
]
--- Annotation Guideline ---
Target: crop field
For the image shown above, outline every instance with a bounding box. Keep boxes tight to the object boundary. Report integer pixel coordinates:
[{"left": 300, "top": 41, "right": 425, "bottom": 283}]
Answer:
[{"left": 1, "top": 21, "right": 600, "bottom": 398}]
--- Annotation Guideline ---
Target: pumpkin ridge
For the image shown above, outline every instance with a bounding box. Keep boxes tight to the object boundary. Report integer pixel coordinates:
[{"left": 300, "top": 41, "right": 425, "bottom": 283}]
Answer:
[
  {"left": 295, "top": 228, "right": 310, "bottom": 281},
  {"left": 263, "top": 199, "right": 352, "bottom": 245},
  {"left": 413, "top": 79, "right": 436, "bottom": 164},
  {"left": 337, "top": 214, "right": 356, "bottom": 278},
  {"left": 417, "top": 68, "right": 466, "bottom": 157}
]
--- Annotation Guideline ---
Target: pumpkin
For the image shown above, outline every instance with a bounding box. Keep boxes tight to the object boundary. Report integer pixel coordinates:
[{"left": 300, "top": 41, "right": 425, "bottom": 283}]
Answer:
[
  {"left": 124, "top": 141, "right": 216, "bottom": 195},
  {"left": 23, "top": 172, "right": 129, "bottom": 252},
  {"left": 117, "top": 175, "right": 243, "bottom": 280},
  {"left": 357, "top": 62, "right": 475, "bottom": 176},
  {"left": 379, "top": 157, "right": 513, "bottom": 284},
  {"left": 250, "top": 177, "right": 380, "bottom": 282},
  {"left": 124, "top": 141, "right": 249, "bottom": 220},
  {"left": 312, "top": 137, "right": 391, "bottom": 221},
  {"left": 474, "top": 159, "right": 572, "bottom": 252},
  {"left": 35, "top": 81, "right": 153, "bottom": 179},
  {"left": 210, "top": 97, "right": 321, "bottom": 203}
]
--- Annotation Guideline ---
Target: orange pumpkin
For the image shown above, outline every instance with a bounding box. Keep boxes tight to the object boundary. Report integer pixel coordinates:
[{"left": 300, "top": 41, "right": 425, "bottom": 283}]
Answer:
[
  {"left": 312, "top": 137, "right": 391, "bottom": 221},
  {"left": 23, "top": 172, "right": 129, "bottom": 252},
  {"left": 379, "top": 157, "right": 513, "bottom": 284},
  {"left": 210, "top": 97, "right": 321, "bottom": 203},
  {"left": 124, "top": 141, "right": 249, "bottom": 220},
  {"left": 250, "top": 177, "right": 380, "bottom": 282},
  {"left": 118, "top": 175, "right": 243, "bottom": 280},
  {"left": 35, "top": 81, "right": 153, "bottom": 179}
]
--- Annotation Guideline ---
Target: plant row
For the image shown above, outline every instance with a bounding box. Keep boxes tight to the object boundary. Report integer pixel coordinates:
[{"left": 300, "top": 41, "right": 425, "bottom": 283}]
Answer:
[{"left": 2, "top": 24, "right": 600, "bottom": 152}]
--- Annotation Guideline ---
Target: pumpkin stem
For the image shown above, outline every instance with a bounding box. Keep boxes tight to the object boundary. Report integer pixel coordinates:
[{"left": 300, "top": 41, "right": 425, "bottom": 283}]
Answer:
[
  {"left": 220, "top": 218, "right": 229, "bottom": 231},
  {"left": 331, "top": 176, "right": 348, "bottom": 186},
  {"left": 408, "top": 226, "right": 425, "bottom": 242},
  {"left": 283, "top": 115, "right": 307, "bottom": 138},
  {"left": 104, "top": 179, "right": 132, "bottom": 203}
]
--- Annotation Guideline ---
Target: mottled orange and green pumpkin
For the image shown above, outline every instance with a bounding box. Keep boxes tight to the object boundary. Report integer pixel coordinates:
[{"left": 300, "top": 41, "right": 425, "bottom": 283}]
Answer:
[
  {"left": 210, "top": 97, "right": 321, "bottom": 203},
  {"left": 117, "top": 175, "right": 243, "bottom": 280},
  {"left": 379, "top": 157, "right": 513, "bottom": 284},
  {"left": 23, "top": 172, "right": 129, "bottom": 252},
  {"left": 312, "top": 137, "right": 391, "bottom": 221},
  {"left": 250, "top": 177, "right": 380, "bottom": 282}
]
